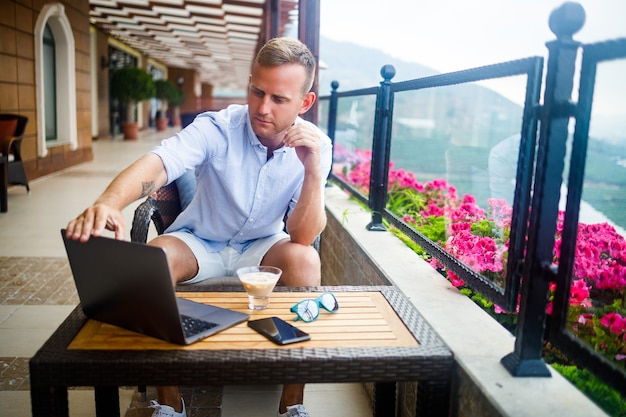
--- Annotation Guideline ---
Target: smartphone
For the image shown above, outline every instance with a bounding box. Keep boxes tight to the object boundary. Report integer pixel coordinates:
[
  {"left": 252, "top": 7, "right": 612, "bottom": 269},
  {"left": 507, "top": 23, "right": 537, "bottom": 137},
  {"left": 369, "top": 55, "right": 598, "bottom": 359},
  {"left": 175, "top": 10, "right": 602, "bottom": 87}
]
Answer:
[{"left": 248, "top": 316, "right": 311, "bottom": 345}]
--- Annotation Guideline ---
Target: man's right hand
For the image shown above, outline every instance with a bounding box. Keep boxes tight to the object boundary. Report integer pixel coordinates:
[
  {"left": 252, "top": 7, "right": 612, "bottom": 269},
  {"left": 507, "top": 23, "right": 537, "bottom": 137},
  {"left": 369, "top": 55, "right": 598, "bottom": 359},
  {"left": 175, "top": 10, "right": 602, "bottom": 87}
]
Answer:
[
  {"left": 65, "top": 204, "right": 125, "bottom": 242},
  {"left": 65, "top": 153, "right": 169, "bottom": 243}
]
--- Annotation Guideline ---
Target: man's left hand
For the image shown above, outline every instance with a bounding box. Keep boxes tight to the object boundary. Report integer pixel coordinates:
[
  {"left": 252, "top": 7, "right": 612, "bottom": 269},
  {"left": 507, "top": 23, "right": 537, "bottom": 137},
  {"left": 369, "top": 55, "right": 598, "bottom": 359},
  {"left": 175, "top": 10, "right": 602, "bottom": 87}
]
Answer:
[{"left": 282, "top": 124, "right": 322, "bottom": 174}]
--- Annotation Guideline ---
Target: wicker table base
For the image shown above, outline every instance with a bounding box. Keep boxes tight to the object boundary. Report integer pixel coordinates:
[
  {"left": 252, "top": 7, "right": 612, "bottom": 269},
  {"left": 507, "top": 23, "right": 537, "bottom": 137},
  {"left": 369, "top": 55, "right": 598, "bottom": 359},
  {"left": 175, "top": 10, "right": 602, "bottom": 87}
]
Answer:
[{"left": 29, "top": 286, "right": 453, "bottom": 417}]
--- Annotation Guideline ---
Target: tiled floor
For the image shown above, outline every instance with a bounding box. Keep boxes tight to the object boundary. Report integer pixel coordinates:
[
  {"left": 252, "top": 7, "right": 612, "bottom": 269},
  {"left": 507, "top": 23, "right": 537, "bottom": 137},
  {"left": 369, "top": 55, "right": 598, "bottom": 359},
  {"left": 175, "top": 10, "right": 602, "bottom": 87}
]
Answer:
[{"left": 0, "top": 128, "right": 372, "bottom": 416}]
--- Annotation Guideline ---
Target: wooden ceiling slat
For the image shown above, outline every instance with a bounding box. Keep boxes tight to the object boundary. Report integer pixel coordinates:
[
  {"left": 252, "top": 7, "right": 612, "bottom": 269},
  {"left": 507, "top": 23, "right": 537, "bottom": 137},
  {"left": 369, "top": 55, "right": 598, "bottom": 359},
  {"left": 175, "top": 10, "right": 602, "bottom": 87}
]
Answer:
[{"left": 91, "top": 0, "right": 266, "bottom": 89}]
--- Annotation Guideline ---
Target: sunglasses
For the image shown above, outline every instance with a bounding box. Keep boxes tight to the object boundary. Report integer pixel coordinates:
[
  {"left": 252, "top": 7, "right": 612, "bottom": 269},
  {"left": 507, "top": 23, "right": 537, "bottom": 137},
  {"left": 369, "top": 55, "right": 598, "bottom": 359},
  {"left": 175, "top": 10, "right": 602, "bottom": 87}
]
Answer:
[{"left": 290, "top": 292, "right": 339, "bottom": 322}]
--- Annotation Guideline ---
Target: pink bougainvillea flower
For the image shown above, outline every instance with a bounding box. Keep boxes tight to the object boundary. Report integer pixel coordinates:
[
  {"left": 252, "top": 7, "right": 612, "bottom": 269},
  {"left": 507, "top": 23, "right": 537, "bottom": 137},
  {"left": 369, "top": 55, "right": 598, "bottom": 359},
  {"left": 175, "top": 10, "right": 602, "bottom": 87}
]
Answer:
[
  {"left": 570, "top": 279, "right": 592, "bottom": 308},
  {"left": 600, "top": 312, "right": 626, "bottom": 335},
  {"left": 447, "top": 271, "right": 465, "bottom": 287}
]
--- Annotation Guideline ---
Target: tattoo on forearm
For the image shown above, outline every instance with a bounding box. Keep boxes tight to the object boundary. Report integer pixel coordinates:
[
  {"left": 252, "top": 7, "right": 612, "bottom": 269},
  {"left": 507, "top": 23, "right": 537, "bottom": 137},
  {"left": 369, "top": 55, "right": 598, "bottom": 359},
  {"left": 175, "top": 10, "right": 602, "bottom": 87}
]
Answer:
[{"left": 140, "top": 181, "right": 156, "bottom": 198}]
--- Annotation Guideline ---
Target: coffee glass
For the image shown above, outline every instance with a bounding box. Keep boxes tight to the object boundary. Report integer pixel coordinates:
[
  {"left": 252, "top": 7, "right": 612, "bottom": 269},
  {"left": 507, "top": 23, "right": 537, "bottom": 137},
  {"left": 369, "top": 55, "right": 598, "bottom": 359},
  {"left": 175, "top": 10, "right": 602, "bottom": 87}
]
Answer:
[{"left": 236, "top": 266, "right": 282, "bottom": 310}]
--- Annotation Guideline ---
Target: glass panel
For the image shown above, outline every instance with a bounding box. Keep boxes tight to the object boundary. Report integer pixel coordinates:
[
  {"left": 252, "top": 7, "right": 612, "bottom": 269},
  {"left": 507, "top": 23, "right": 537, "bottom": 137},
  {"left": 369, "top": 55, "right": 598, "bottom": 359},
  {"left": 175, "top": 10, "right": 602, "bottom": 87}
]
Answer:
[
  {"left": 389, "top": 82, "right": 524, "bottom": 290},
  {"left": 391, "top": 81, "right": 525, "bottom": 208},
  {"left": 561, "top": 59, "right": 626, "bottom": 367},
  {"left": 317, "top": 98, "right": 328, "bottom": 132},
  {"left": 333, "top": 75, "right": 529, "bottom": 294},
  {"left": 330, "top": 95, "right": 377, "bottom": 196}
]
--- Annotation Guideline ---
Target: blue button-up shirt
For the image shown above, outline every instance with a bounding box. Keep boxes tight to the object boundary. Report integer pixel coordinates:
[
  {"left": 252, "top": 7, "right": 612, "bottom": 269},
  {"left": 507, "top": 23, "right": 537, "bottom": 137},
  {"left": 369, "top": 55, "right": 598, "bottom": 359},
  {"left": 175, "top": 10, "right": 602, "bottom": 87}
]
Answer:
[{"left": 150, "top": 104, "right": 333, "bottom": 253}]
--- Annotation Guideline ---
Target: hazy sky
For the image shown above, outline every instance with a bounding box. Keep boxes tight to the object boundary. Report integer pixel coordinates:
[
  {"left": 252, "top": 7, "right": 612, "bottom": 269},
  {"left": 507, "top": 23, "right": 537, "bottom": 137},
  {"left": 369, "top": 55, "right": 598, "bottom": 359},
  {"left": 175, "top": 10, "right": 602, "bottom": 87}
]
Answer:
[
  {"left": 320, "top": 0, "right": 625, "bottom": 74},
  {"left": 319, "top": 0, "right": 625, "bottom": 127}
]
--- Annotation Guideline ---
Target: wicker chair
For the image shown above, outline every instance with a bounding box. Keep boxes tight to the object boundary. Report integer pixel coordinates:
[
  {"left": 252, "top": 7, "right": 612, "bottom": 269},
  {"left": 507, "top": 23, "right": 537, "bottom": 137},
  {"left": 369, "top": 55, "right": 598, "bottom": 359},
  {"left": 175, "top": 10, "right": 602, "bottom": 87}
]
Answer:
[
  {"left": 130, "top": 180, "right": 243, "bottom": 287},
  {"left": 130, "top": 179, "right": 320, "bottom": 254},
  {"left": 130, "top": 181, "right": 183, "bottom": 244}
]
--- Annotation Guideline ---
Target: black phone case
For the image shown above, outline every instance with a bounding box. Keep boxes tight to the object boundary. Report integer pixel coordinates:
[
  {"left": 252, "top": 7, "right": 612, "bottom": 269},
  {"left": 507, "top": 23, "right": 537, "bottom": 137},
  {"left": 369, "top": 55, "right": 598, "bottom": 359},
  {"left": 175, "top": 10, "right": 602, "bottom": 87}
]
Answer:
[{"left": 248, "top": 316, "right": 311, "bottom": 345}]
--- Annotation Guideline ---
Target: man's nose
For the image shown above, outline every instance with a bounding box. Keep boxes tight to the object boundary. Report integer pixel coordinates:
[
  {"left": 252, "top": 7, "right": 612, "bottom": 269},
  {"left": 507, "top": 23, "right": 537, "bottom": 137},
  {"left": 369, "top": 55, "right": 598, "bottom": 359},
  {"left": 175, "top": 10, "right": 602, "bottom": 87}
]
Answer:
[{"left": 258, "top": 96, "right": 272, "bottom": 114}]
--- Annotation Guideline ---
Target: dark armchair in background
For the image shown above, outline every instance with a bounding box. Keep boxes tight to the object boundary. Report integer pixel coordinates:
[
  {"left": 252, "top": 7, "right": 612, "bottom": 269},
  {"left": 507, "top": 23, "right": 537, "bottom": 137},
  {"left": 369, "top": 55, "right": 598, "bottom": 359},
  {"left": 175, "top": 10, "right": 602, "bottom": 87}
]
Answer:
[
  {"left": 0, "top": 114, "right": 30, "bottom": 193},
  {"left": 0, "top": 114, "right": 29, "bottom": 212}
]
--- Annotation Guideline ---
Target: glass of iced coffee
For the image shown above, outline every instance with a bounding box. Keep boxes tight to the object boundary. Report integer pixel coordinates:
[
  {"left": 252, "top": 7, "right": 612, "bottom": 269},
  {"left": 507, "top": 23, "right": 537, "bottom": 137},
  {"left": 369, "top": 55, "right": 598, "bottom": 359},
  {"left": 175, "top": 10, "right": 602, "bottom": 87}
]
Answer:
[{"left": 236, "top": 266, "right": 282, "bottom": 310}]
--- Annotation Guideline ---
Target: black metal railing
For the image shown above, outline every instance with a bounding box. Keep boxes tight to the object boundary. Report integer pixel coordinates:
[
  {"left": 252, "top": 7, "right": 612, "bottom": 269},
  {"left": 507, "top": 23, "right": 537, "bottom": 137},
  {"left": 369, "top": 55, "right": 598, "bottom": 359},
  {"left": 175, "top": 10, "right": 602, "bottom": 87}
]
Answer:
[
  {"left": 320, "top": 53, "right": 543, "bottom": 311},
  {"left": 547, "top": 35, "right": 626, "bottom": 396},
  {"left": 318, "top": 1, "right": 626, "bottom": 397}
]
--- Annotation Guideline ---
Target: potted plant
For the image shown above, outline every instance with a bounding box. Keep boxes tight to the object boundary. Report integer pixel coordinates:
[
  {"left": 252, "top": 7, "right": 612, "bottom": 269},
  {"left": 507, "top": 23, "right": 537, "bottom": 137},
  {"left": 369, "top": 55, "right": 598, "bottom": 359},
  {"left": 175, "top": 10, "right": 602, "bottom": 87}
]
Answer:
[
  {"left": 111, "top": 67, "right": 155, "bottom": 139},
  {"left": 168, "top": 85, "right": 184, "bottom": 127},
  {"left": 153, "top": 79, "right": 178, "bottom": 131}
]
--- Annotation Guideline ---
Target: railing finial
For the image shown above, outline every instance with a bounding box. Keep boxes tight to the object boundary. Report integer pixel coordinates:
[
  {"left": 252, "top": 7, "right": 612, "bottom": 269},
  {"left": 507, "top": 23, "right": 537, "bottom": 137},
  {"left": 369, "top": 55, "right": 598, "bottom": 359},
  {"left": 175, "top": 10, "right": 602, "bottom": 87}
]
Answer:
[
  {"left": 549, "top": 2, "right": 585, "bottom": 40},
  {"left": 380, "top": 64, "right": 396, "bottom": 82}
]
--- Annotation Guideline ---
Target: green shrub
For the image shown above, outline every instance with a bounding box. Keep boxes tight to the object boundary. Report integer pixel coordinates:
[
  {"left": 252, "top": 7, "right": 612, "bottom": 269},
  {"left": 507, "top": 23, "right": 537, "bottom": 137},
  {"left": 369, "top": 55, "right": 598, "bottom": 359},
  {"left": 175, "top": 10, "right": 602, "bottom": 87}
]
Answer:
[{"left": 552, "top": 363, "right": 626, "bottom": 416}]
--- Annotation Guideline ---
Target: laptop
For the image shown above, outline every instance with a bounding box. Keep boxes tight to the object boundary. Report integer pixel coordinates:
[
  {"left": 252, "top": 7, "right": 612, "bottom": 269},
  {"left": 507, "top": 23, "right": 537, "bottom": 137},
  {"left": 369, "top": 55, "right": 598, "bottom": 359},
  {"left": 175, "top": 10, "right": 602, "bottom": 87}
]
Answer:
[{"left": 60, "top": 229, "right": 249, "bottom": 345}]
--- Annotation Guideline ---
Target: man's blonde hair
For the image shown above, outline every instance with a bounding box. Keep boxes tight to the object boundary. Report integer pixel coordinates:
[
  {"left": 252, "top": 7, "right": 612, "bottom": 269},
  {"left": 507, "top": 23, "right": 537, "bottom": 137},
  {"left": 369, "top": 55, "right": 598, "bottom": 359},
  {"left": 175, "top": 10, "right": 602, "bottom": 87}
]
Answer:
[{"left": 253, "top": 37, "right": 316, "bottom": 96}]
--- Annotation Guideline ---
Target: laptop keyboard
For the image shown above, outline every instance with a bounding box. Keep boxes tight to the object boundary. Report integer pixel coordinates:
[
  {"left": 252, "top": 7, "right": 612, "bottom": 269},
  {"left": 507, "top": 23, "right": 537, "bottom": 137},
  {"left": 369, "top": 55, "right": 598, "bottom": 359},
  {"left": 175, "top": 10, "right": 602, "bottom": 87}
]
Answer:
[{"left": 181, "top": 315, "right": 218, "bottom": 337}]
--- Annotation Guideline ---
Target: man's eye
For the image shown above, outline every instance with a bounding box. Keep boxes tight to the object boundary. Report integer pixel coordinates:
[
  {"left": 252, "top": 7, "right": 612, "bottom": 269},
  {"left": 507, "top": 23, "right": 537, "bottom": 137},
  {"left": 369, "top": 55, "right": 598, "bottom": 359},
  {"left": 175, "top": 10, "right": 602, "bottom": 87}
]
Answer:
[{"left": 250, "top": 88, "right": 263, "bottom": 97}]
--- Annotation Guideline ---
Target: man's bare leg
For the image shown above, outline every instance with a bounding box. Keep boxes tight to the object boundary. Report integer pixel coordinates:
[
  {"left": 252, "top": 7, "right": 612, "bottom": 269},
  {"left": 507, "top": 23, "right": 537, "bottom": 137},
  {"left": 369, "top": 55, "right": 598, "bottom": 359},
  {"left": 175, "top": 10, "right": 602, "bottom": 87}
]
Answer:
[
  {"left": 279, "top": 384, "right": 305, "bottom": 414},
  {"left": 150, "top": 235, "right": 199, "bottom": 285},
  {"left": 261, "top": 239, "right": 321, "bottom": 286},
  {"left": 156, "top": 386, "right": 184, "bottom": 413}
]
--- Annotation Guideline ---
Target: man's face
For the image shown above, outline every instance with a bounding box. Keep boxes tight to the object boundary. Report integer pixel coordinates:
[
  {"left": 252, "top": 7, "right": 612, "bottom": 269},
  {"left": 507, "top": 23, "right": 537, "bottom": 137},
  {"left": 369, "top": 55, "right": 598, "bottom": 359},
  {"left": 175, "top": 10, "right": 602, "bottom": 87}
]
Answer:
[{"left": 247, "top": 63, "right": 311, "bottom": 142}]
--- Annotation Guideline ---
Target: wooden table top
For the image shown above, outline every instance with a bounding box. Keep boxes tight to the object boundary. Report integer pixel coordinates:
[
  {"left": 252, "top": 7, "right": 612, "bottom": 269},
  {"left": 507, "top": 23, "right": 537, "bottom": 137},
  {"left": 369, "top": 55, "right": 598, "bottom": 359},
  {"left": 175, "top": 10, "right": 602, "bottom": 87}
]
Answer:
[{"left": 68, "top": 291, "right": 419, "bottom": 351}]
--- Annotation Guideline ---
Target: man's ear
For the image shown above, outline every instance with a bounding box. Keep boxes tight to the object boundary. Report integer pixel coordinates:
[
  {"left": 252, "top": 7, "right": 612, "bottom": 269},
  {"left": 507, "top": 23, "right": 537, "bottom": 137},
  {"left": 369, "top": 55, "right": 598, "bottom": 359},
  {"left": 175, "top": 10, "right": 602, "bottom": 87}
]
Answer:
[{"left": 298, "top": 92, "right": 316, "bottom": 114}]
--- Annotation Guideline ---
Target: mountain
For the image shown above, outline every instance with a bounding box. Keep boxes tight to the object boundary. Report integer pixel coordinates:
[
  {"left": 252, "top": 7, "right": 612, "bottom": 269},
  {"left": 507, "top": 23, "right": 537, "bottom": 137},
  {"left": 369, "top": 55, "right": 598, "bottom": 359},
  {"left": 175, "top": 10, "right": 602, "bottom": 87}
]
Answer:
[
  {"left": 318, "top": 36, "right": 439, "bottom": 94},
  {"left": 316, "top": 36, "right": 524, "bottom": 208}
]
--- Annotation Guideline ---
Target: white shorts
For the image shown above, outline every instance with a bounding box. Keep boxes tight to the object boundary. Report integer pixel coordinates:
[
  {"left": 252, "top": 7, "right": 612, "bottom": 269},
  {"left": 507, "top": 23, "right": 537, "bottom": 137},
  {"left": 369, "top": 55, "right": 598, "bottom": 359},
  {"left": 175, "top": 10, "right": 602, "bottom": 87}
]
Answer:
[{"left": 165, "top": 230, "right": 290, "bottom": 284}]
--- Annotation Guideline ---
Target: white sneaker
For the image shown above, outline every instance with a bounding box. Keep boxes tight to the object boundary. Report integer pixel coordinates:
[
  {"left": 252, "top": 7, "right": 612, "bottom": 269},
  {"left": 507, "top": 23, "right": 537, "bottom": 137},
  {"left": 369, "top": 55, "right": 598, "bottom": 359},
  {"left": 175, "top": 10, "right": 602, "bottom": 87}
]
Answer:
[
  {"left": 149, "top": 398, "right": 186, "bottom": 417},
  {"left": 277, "top": 404, "right": 310, "bottom": 417}
]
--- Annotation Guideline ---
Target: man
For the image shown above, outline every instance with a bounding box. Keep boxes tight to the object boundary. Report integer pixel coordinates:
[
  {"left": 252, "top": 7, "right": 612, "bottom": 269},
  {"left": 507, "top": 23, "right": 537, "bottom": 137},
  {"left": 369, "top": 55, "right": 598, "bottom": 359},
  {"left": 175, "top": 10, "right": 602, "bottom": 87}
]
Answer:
[{"left": 66, "top": 37, "right": 332, "bottom": 417}]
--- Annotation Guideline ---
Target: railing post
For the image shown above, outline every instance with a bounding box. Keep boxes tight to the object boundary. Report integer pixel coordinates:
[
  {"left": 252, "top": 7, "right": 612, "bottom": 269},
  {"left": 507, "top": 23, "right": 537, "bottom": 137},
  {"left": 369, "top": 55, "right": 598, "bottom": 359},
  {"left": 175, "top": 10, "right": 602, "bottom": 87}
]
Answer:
[
  {"left": 326, "top": 80, "right": 339, "bottom": 184},
  {"left": 367, "top": 64, "right": 396, "bottom": 231},
  {"left": 327, "top": 81, "right": 339, "bottom": 142},
  {"left": 501, "top": 2, "right": 585, "bottom": 377}
]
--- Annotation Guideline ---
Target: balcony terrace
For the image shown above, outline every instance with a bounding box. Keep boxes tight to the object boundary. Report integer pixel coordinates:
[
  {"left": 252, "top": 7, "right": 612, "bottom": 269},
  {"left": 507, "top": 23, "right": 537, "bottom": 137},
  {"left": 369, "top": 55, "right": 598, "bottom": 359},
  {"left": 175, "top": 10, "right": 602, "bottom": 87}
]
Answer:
[
  {"left": 1, "top": 1, "right": 623, "bottom": 416},
  {"left": 0, "top": 120, "right": 612, "bottom": 416}
]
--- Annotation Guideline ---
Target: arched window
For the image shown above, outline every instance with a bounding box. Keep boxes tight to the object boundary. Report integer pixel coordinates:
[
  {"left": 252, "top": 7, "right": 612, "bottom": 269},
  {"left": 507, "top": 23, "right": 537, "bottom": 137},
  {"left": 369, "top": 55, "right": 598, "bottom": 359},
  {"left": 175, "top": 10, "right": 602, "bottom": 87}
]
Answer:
[
  {"left": 34, "top": 3, "right": 77, "bottom": 157},
  {"left": 42, "top": 24, "right": 57, "bottom": 141}
]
